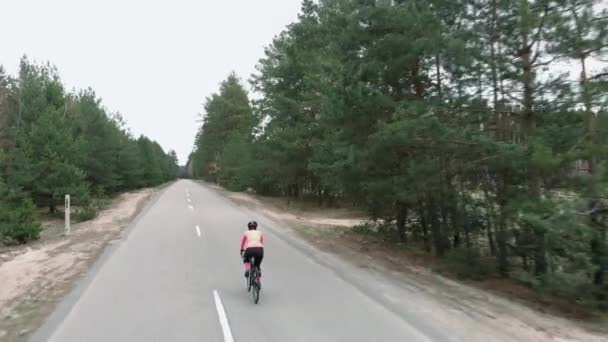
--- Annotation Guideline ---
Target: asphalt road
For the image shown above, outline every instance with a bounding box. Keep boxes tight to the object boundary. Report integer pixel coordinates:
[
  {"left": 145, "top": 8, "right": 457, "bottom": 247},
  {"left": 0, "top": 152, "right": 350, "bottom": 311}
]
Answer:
[{"left": 31, "top": 180, "right": 454, "bottom": 342}]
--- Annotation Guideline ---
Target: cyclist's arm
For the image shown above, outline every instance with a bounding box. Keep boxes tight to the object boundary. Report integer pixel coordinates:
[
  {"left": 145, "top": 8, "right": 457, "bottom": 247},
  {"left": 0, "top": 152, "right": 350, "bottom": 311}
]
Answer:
[
  {"left": 260, "top": 233, "right": 264, "bottom": 245},
  {"left": 240, "top": 234, "right": 247, "bottom": 251}
]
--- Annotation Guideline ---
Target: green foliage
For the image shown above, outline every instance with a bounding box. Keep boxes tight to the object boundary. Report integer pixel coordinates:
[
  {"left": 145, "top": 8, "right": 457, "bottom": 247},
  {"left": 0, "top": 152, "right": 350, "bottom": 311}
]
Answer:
[
  {"left": 74, "top": 198, "right": 109, "bottom": 222},
  {"left": 353, "top": 222, "right": 377, "bottom": 235},
  {"left": 219, "top": 135, "right": 254, "bottom": 191},
  {"left": 510, "top": 269, "right": 542, "bottom": 288},
  {"left": 0, "top": 57, "right": 179, "bottom": 245},
  {"left": 188, "top": 0, "right": 608, "bottom": 311},
  {"left": 190, "top": 73, "right": 257, "bottom": 187},
  {"left": 437, "top": 249, "right": 496, "bottom": 281},
  {"left": 70, "top": 89, "right": 122, "bottom": 192},
  {"left": 75, "top": 204, "right": 98, "bottom": 222},
  {"left": 0, "top": 180, "right": 41, "bottom": 245},
  {"left": 23, "top": 106, "right": 89, "bottom": 211}
]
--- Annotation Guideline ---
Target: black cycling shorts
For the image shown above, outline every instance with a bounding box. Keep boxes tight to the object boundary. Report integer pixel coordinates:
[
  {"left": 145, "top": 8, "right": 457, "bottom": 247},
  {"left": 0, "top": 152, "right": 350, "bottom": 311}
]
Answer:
[{"left": 243, "top": 247, "right": 264, "bottom": 268}]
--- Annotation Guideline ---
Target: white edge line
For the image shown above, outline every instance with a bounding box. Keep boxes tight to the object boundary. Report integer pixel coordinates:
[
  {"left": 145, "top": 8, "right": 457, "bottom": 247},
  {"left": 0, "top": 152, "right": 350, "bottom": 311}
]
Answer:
[
  {"left": 195, "top": 225, "right": 201, "bottom": 237},
  {"left": 213, "top": 290, "right": 235, "bottom": 342}
]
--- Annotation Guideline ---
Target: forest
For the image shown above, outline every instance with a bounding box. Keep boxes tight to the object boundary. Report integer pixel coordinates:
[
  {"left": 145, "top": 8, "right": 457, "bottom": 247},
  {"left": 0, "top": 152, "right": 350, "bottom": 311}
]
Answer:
[
  {"left": 189, "top": 0, "right": 608, "bottom": 310},
  {"left": 0, "top": 58, "right": 179, "bottom": 245}
]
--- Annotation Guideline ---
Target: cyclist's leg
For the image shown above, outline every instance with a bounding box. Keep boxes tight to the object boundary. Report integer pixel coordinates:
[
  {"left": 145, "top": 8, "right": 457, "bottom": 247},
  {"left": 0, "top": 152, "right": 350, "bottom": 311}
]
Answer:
[
  {"left": 251, "top": 247, "right": 264, "bottom": 274},
  {"left": 257, "top": 248, "right": 264, "bottom": 269},
  {"left": 243, "top": 248, "right": 252, "bottom": 277},
  {"left": 254, "top": 248, "right": 264, "bottom": 289}
]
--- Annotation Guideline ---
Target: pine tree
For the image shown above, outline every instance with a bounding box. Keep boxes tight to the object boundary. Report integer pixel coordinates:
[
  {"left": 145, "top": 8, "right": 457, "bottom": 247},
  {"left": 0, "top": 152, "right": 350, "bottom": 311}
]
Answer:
[
  {"left": 548, "top": 0, "right": 608, "bottom": 286},
  {"left": 0, "top": 177, "right": 41, "bottom": 245},
  {"left": 192, "top": 73, "right": 256, "bottom": 187},
  {"left": 11, "top": 59, "right": 89, "bottom": 212},
  {"left": 189, "top": 0, "right": 608, "bottom": 309}
]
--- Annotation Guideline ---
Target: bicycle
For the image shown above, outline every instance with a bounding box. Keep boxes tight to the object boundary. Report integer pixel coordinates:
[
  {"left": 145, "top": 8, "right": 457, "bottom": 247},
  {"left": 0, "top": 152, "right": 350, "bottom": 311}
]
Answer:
[{"left": 246, "top": 256, "right": 261, "bottom": 304}]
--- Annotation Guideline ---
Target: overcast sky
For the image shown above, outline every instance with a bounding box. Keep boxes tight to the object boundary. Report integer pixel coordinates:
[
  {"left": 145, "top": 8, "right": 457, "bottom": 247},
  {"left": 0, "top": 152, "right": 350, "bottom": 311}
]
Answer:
[{"left": 0, "top": 0, "right": 303, "bottom": 164}]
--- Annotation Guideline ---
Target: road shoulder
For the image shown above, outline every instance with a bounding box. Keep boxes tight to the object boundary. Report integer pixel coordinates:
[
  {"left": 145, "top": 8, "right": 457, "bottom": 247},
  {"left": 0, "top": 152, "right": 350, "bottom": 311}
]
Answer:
[
  {"left": 0, "top": 186, "right": 166, "bottom": 342},
  {"left": 208, "top": 183, "right": 608, "bottom": 342}
]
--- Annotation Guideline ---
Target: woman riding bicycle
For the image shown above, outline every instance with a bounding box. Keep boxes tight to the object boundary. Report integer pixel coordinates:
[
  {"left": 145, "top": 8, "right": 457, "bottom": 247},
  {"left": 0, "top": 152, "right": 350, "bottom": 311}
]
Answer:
[{"left": 240, "top": 221, "right": 264, "bottom": 278}]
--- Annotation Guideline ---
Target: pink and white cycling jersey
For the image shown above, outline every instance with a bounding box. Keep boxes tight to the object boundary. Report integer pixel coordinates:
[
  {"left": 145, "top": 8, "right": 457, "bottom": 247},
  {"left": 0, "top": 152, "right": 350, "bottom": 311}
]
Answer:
[{"left": 241, "top": 230, "right": 264, "bottom": 250}]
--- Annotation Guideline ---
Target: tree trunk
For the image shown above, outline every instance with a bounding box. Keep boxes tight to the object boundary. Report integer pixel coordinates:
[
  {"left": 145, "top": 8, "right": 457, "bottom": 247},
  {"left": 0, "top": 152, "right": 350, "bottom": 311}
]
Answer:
[
  {"left": 490, "top": 0, "right": 499, "bottom": 113},
  {"left": 594, "top": 266, "right": 605, "bottom": 286},
  {"left": 396, "top": 202, "right": 408, "bottom": 243},
  {"left": 496, "top": 213, "right": 510, "bottom": 276},
  {"left": 435, "top": 53, "right": 442, "bottom": 98},
  {"left": 418, "top": 204, "right": 431, "bottom": 253},
  {"left": 464, "top": 220, "right": 471, "bottom": 253},
  {"left": 591, "top": 201, "right": 606, "bottom": 285},
  {"left": 522, "top": 255, "right": 530, "bottom": 272},
  {"left": 317, "top": 186, "right": 323, "bottom": 207},
  {"left": 482, "top": 185, "right": 497, "bottom": 256},
  {"left": 487, "top": 223, "right": 496, "bottom": 256},
  {"left": 429, "top": 198, "right": 445, "bottom": 256},
  {"left": 490, "top": 0, "right": 501, "bottom": 140},
  {"left": 533, "top": 229, "right": 548, "bottom": 275},
  {"left": 579, "top": 54, "right": 605, "bottom": 286},
  {"left": 452, "top": 187, "right": 466, "bottom": 250},
  {"left": 521, "top": 27, "right": 547, "bottom": 275},
  {"left": 440, "top": 200, "right": 451, "bottom": 253},
  {"left": 413, "top": 58, "right": 424, "bottom": 99},
  {"left": 453, "top": 232, "right": 461, "bottom": 249},
  {"left": 496, "top": 176, "right": 510, "bottom": 276},
  {"left": 592, "top": 233, "right": 606, "bottom": 285}
]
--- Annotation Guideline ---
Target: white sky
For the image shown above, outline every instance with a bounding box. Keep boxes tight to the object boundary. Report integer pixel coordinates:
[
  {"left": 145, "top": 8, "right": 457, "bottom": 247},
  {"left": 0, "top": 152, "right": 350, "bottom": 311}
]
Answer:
[{"left": 0, "top": 0, "right": 303, "bottom": 164}]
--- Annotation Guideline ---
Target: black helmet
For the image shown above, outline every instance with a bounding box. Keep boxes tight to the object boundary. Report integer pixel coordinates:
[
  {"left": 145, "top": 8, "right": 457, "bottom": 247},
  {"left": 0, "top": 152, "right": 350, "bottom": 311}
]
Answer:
[{"left": 247, "top": 221, "right": 258, "bottom": 230}]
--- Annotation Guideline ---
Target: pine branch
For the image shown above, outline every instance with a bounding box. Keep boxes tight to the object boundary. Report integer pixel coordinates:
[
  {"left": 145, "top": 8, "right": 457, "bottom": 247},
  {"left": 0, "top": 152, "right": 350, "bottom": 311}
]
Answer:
[
  {"left": 532, "top": 56, "right": 558, "bottom": 67},
  {"left": 589, "top": 72, "right": 608, "bottom": 81},
  {"left": 576, "top": 207, "right": 608, "bottom": 216},
  {"left": 528, "top": 3, "right": 551, "bottom": 52},
  {"left": 566, "top": 132, "right": 591, "bottom": 154},
  {"left": 583, "top": 44, "right": 608, "bottom": 57},
  {"left": 504, "top": 92, "right": 524, "bottom": 104},
  {"left": 591, "top": 16, "right": 608, "bottom": 23}
]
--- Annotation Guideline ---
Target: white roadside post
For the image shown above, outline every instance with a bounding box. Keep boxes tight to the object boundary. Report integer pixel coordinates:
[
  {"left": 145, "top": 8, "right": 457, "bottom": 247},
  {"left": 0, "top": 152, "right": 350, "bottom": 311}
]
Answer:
[{"left": 65, "top": 195, "right": 71, "bottom": 236}]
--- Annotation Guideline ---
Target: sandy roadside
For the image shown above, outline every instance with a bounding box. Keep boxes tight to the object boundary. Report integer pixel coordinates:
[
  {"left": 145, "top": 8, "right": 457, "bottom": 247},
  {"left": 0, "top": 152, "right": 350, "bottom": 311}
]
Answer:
[
  {"left": 0, "top": 187, "right": 158, "bottom": 342},
  {"left": 213, "top": 185, "right": 608, "bottom": 342}
]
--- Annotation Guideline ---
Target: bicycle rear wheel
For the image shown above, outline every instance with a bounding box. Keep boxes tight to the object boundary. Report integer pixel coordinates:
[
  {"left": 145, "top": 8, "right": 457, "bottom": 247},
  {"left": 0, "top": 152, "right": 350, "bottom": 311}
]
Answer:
[
  {"left": 246, "top": 256, "right": 255, "bottom": 292},
  {"left": 252, "top": 268, "right": 260, "bottom": 304}
]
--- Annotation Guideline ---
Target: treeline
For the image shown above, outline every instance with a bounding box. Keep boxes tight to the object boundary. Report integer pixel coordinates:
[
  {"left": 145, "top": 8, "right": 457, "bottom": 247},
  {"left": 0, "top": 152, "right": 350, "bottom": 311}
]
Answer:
[
  {"left": 191, "top": 0, "right": 608, "bottom": 309},
  {"left": 0, "top": 58, "right": 179, "bottom": 245}
]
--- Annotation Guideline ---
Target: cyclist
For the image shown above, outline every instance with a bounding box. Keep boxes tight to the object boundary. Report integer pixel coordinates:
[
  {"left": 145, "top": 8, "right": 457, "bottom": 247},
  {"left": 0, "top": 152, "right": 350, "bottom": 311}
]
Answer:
[{"left": 240, "top": 221, "right": 264, "bottom": 278}]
